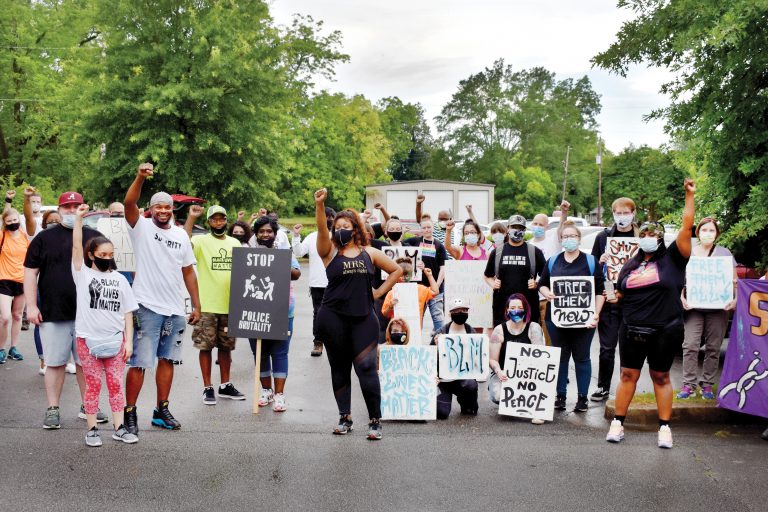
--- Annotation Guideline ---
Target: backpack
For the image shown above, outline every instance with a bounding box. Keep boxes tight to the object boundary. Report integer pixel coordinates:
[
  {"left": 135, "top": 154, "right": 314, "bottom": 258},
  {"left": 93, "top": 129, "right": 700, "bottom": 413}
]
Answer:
[
  {"left": 495, "top": 242, "right": 537, "bottom": 278},
  {"left": 548, "top": 252, "right": 596, "bottom": 275}
]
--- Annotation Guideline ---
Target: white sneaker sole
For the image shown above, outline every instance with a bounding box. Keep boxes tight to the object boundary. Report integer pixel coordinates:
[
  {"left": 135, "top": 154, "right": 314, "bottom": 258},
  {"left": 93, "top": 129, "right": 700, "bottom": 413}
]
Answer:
[{"left": 112, "top": 434, "right": 138, "bottom": 444}]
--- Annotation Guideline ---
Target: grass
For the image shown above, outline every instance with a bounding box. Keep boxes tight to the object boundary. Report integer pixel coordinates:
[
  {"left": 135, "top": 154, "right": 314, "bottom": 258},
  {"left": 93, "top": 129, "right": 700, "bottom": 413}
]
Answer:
[{"left": 630, "top": 386, "right": 720, "bottom": 406}]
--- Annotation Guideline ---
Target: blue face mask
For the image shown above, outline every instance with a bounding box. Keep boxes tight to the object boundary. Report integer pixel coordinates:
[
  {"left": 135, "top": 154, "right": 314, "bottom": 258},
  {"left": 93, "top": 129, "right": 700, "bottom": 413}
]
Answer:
[
  {"left": 507, "top": 309, "right": 526, "bottom": 323},
  {"left": 639, "top": 236, "right": 659, "bottom": 253},
  {"left": 464, "top": 234, "right": 479, "bottom": 246},
  {"left": 61, "top": 214, "right": 75, "bottom": 229},
  {"left": 532, "top": 226, "right": 546, "bottom": 238},
  {"left": 562, "top": 238, "right": 579, "bottom": 252}
]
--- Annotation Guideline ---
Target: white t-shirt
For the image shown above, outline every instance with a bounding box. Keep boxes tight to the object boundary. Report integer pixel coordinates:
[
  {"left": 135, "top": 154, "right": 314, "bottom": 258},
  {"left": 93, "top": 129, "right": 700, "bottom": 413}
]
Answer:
[
  {"left": 532, "top": 232, "right": 562, "bottom": 300},
  {"left": 73, "top": 264, "right": 138, "bottom": 340},
  {"left": 128, "top": 216, "right": 196, "bottom": 316},
  {"left": 291, "top": 231, "right": 328, "bottom": 288},
  {"left": 248, "top": 229, "right": 290, "bottom": 250}
]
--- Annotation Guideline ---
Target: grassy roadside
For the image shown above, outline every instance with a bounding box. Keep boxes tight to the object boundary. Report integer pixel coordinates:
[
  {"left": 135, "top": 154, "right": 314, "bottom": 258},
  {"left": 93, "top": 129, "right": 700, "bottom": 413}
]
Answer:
[{"left": 631, "top": 386, "right": 720, "bottom": 406}]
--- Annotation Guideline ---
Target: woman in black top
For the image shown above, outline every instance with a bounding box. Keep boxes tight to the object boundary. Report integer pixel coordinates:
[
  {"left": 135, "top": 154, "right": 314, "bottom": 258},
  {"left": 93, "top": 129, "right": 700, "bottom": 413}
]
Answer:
[
  {"left": 314, "top": 188, "right": 402, "bottom": 441},
  {"left": 606, "top": 178, "right": 696, "bottom": 449}
]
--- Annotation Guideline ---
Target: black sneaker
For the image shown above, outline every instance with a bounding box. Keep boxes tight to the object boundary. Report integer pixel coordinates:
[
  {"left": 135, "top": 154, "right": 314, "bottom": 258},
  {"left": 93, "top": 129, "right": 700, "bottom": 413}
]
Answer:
[
  {"left": 590, "top": 387, "right": 610, "bottom": 402},
  {"left": 554, "top": 395, "right": 567, "bottom": 411},
  {"left": 124, "top": 406, "right": 139, "bottom": 436},
  {"left": 333, "top": 414, "right": 354, "bottom": 435},
  {"left": 151, "top": 401, "right": 181, "bottom": 430},
  {"left": 574, "top": 395, "right": 589, "bottom": 412},
  {"left": 202, "top": 387, "right": 216, "bottom": 405},
  {"left": 218, "top": 383, "right": 245, "bottom": 401},
  {"left": 367, "top": 419, "right": 382, "bottom": 441}
]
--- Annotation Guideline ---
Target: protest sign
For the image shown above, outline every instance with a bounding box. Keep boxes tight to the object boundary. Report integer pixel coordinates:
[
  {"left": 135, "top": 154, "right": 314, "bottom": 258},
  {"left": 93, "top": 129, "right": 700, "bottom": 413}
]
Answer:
[
  {"left": 393, "top": 282, "right": 423, "bottom": 344},
  {"left": 227, "top": 247, "right": 291, "bottom": 340},
  {"left": 686, "top": 256, "right": 734, "bottom": 309},
  {"left": 381, "top": 246, "right": 422, "bottom": 282},
  {"left": 379, "top": 345, "right": 437, "bottom": 420},
  {"left": 498, "top": 342, "right": 561, "bottom": 422},
  {"left": 96, "top": 217, "right": 135, "bottom": 272},
  {"left": 605, "top": 237, "right": 639, "bottom": 283},
  {"left": 436, "top": 333, "right": 489, "bottom": 380},
  {"left": 443, "top": 260, "right": 493, "bottom": 328},
  {"left": 550, "top": 276, "right": 595, "bottom": 328},
  {"left": 717, "top": 279, "right": 768, "bottom": 419}
]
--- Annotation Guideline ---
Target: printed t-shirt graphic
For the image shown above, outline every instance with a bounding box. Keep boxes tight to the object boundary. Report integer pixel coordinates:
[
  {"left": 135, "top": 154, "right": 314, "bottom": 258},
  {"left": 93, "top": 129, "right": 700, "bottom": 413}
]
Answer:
[
  {"left": 73, "top": 264, "right": 138, "bottom": 340},
  {"left": 192, "top": 234, "right": 241, "bottom": 314},
  {"left": 625, "top": 261, "right": 661, "bottom": 289}
]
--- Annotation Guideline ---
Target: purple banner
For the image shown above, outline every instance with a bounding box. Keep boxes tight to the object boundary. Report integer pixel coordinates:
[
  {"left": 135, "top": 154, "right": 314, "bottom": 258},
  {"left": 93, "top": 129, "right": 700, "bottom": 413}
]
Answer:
[{"left": 717, "top": 279, "right": 768, "bottom": 418}]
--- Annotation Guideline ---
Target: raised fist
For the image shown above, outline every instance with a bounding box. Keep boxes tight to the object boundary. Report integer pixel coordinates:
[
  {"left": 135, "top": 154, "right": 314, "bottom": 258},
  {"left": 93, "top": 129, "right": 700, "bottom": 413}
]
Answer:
[
  {"left": 137, "top": 163, "right": 154, "bottom": 178},
  {"left": 188, "top": 204, "right": 204, "bottom": 218}
]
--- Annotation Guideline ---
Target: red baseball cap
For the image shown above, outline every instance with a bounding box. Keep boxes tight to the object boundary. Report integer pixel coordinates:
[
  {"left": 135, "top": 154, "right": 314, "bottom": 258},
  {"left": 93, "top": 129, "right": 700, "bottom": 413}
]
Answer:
[{"left": 58, "top": 191, "right": 84, "bottom": 206}]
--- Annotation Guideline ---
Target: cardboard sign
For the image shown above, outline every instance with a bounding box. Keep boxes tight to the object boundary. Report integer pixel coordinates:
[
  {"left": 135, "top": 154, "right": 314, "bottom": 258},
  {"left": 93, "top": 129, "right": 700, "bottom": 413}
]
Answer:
[
  {"left": 686, "top": 256, "right": 734, "bottom": 309},
  {"left": 498, "top": 342, "right": 561, "bottom": 421},
  {"left": 605, "top": 237, "right": 639, "bottom": 283},
  {"left": 96, "top": 217, "right": 135, "bottom": 272},
  {"left": 550, "top": 276, "right": 595, "bottom": 328},
  {"left": 381, "top": 246, "right": 422, "bottom": 282},
  {"left": 379, "top": 345, "right": 437, "bottom": 420},
  {"left": 227, "top": 248, "right": 291, "bottom": 340},
  {"left": 443, "top": 260, "right": 493, "bottom": 328},
  {"left": 436, "top": 333, "right": 490, "bottom": 380},
  {"left": 393, "top": 282, "right": 423, "bottom": 344}
]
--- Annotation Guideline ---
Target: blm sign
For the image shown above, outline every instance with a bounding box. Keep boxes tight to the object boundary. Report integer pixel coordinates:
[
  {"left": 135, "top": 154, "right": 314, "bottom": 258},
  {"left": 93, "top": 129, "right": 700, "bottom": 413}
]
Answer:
[{"left": 228, "top": 247, "right": 292, "bottom": 340}]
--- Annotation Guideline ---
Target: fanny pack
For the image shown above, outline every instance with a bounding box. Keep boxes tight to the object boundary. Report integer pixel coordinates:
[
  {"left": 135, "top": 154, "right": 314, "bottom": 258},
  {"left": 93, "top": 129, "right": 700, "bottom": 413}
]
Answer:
[
  {"left": 86, "top": 332, "right": 124, "bottom": 359},
  {"left": 625, "top": 325, "right": 660, "bottom": 344}
]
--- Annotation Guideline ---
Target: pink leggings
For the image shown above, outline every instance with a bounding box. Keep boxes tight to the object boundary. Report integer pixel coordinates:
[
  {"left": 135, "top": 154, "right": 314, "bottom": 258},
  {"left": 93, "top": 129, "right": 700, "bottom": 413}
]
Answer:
[{"left": 76, "top": 337, "right": 126, "bottom": 415}]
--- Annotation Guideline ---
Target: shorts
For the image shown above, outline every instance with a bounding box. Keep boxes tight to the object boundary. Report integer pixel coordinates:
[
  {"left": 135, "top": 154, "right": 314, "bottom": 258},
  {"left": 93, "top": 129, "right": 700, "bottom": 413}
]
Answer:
[
  {"left": 129, "top": 304, "right": 186, "bottom": 368},
  {"left": 192, "top": 313, "right": 235, "bottom": 351},
  {"left": 618, "top": 317, "right": 684, "bottom": 373},
  {"left": 0, "top": 279, "right": 24, "bottom": 297},
  {"left": 39, "top": 321, "right": 79, "bottom": 367}
]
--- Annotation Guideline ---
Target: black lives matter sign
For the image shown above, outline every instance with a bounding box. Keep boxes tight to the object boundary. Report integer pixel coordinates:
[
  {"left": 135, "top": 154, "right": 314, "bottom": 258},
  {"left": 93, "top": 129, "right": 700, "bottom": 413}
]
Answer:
[{"left": 228, "top": 247, "right": 292, "bottom": 340}]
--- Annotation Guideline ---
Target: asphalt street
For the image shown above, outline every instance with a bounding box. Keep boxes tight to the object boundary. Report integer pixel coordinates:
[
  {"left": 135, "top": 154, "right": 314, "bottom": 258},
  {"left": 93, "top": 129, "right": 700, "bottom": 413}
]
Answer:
[{"left": 1, "top": 261, "right": 766, "bottom": 512}]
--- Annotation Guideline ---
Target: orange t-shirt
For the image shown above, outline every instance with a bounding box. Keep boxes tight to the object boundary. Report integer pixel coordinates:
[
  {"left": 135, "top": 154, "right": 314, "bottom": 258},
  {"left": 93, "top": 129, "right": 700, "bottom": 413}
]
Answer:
[
  {"left": 382, "top": 284, "right": 436, "bottom": 326},
  {"left": 0, "top": 232, "right": 30, "bottom": 283}
]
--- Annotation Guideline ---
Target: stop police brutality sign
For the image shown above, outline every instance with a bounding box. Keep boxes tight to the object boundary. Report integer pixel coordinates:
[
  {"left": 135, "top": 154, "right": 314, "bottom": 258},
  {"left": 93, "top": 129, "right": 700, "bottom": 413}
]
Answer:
[{"left": 228, "top": 247, "right": 292, "bottom": 340}]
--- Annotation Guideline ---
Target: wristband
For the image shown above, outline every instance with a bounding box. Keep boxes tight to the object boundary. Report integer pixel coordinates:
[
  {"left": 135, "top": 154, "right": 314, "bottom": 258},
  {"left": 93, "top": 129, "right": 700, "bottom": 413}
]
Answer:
[{"left": 4, "top": 197, "right": 12, "bottom": 204}]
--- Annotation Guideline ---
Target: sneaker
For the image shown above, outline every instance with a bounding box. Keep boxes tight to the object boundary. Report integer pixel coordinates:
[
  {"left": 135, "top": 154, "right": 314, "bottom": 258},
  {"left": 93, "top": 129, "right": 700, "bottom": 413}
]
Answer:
[
  {"left": 39, "top": 363, "right": 46, "bottom": 375},
  {"left": 367, "top": 419, "right": 382, "bottom": 441},
  {"left": 590, "top": 387, "right": 610, "bottom": 402},
  {"left": 202, "top": 387, "right": 216, "bottom": 405},
  {"left": 112, "top": 425, "right": 138, "bottom": 444},
  {"left": 85, "top": 427, "right": 102, "bottom": 447},
  {"left": 531, "top": 418, "right": 545, "bottom": 425},
  {"left": 676, "top": 384, "right": 695, "bottom": 399},
  {"left": 311, "top": 341, "right": 323, "bottom": 357},
  {"left": 658, "top": 425, "right": 673, "bottom": 449},
  {"left": 124, "top": 406, "right": 139, "bottom": 436},
  {"left": 0, "top": 349, "right": 6, "bottom": 364},
  {"left": 605, "top": 419, "right": 624, "bottom": 443},
  {"left": 762, "top": 427, "right": 768, "bottom": 441},
  {"left": 574, "top": 395, "right": 589, "bottom": 412},
  {"left": 219, "top": 383, "right": 246, "bottom": 401},
  {"left": 152, "top": 401, "right": 181, "bottom": 430},
  {"left": 7, "top": 346, "right": 23, "bottom": 361},
  {"left": 258, "top": 388, "right": 274, "bottom": 407},
  {"left": 78, "top": 405, "right": 109, "bottom": 424},
  {"left": 43, "top": 406, "right": 61, "bottom": 430},
  {"left": 273, "top": 393, "right": 286, "bottom": 412},
  {"left": 554, "top": 395, "right": 566, "bottom": 411},
  {"left": 700, "top": 385, "right": 715, "bottom": 400},
  {"left": 333, "top": 415, "right": 354, "bottom": 435},
  {"left": 21, "top": 317, "right": 29, "bottom": 331},
  {"left": 65, "top": 362, "right": 76, "bottom": 374}
]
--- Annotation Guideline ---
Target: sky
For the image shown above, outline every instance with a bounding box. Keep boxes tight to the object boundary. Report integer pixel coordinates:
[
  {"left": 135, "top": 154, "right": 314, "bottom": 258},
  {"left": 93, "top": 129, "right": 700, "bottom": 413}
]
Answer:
[{"left": 269, "top": 0, "right": 671, "bottom": 154}]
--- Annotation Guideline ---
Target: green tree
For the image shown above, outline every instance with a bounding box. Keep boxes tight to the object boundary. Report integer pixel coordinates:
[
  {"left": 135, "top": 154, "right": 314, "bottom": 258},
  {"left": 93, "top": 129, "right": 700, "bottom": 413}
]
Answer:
[
  {"left": 377, "top": 97, "right": 432, "bottom": 181},
  {"left": 495, "top": 161, "right": 558, "bottom": 219},
  {"left": 594, "top": 0, "right": 768, "bottom": 267}
]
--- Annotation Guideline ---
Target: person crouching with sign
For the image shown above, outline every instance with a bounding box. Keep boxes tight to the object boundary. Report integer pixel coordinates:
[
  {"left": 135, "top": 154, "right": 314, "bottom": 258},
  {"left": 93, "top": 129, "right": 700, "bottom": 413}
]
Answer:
[
  {"left": 313, "top": 188, "right": 402, "bottom": 441},
  {"left": 539, "top": 222, "right": 604, "bottom": 414},
  {"left": 605, "top": 178, "right": 696, "bottom": 449}
]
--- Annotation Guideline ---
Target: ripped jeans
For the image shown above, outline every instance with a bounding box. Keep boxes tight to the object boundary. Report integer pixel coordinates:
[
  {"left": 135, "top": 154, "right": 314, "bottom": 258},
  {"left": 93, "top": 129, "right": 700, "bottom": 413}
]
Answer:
[{"left": 129, "top": 304, "right": 186, "bottom": 369}]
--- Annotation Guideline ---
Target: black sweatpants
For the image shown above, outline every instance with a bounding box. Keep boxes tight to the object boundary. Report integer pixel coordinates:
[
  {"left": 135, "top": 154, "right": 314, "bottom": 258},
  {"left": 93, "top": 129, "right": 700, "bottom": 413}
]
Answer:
[
  {"left": 309, "top": 287, "right": 326, "bottom": 341},
  {"left": 436, "top": 379, "right": 479, "bottom": 419},
  {"left": 596, "top": 302, "right": 622, "bottom": 390},
  {"left": 316, "top": 306, "right": 381, "bottom": 419}
]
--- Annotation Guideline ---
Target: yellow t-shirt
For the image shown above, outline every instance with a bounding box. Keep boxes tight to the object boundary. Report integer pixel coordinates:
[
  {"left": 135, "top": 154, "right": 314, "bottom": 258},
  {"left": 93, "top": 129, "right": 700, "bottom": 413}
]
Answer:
[{"left": 191, "top": 233, "right": 241, "bottom": 314}]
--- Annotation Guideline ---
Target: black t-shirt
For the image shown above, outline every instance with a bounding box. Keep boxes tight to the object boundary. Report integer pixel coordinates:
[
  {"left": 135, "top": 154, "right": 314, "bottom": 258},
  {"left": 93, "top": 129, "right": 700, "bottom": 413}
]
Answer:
[
  {"left": 618, "top": 242, "right": 688, "bottom": 327},
  {"left": 24, "top": 225, "right": 102, "bottom": 322},
  {"left": 538, "top": 252, "right": 605, "bottom": 323},
  {"left": 404, "top": 236, "right": 446, "bottom": 293},
  {"left": 484, "top": 243, "right": 545, "bottom": 311}
]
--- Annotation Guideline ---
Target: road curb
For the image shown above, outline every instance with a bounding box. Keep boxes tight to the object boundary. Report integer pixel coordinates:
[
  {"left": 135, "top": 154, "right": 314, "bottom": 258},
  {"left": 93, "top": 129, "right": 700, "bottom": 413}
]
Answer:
[{"left": 603, "top": 399, "right": 759, "bottom": 429}]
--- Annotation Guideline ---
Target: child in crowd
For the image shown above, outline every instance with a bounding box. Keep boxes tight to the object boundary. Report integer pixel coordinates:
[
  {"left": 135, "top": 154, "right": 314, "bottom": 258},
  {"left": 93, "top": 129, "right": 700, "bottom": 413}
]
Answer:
[{"left": 381, "top": 258, "right": 439, "bottom": 338}]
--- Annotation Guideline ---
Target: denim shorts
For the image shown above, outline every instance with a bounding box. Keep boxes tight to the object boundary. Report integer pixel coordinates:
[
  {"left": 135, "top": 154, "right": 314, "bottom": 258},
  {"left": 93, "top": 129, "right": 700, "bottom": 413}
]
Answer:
[
  {"left": 39, "top": 321, "right": 79, "bottom": 367},
  {"left": 129, "top": 304, "right": 187, "bottom": 368}
]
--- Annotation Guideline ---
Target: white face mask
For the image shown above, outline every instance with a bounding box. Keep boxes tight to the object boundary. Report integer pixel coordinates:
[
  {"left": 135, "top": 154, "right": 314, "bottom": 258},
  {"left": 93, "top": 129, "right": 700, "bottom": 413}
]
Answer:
[
  {"left": 464, "top": 234, "right": 479, "bottom": 246},
  {"left": 698, "top": 232, "right": 716, "bottom": 245},
  {"left": 492, "top": 233, "right": 505, "bottom": 245},
  {"left": 614, "top": 213, "right": 634, "bottom": 229},
  {"left": 638, "top": 236, "right": 659, "bottom": 253}
]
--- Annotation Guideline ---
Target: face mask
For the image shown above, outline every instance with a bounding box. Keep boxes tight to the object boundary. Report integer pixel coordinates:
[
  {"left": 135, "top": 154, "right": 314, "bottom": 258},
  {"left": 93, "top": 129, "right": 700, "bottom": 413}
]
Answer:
[
  {"left": 61, "top": 214, "right": 75, "bottom": 229},
  {"left": 639, "top": 236, "right": 659, "bottom": 253},
  {"left": 464, "top": 234, "right": 479, "bottom": 246},
  {"left": 92, "top": 256, "right": 113, "bottom": 272},
  {"left": 438, "top": 221, "right": 447, "bottom": 229},
  {"left": 5, "top": 222, "right": 20, "bottom": 232},
  {"left": 233, "top": 234, "right": 248, "bottom": 244},
  {"left": 698, "top": 232, "right": 716, "bottom": 245},
  {"left": 562, "top": 238, "right": 579, "bottom": 252},
  {"left": 333, "top": 228, "right": 354, "bottom": 247},
  {"left": 508, "top": 229, "right": 524, "bottom": 243},
  {"left": 614, "top": 213, "right": 634, "bottom": 229},
  {"left": 210, "top": 225, "right": 227, "bottom": 236},
  {"left": 507, "top": 309, "right": 526, "bottom": 323},
  {"left": 532, "top": 226, "right": 546, "bottom": 238},
  {"left": 492, "top": 233, "right": 505, "bottom": 245},
  {"left": 257, "top": 237, "right": 275, "bottom": 248},
  {"left": 46, "top": 222, "right": 59, "bottom": 229},
  {"left": 110, "top": 213, "right": 124, "bottom": 218},
  {"left": 387, "top": 231, "right": 402, "bottom": 242},
  {"left": 390, "top": 332, "right": 407, "bottom": 345},
  {"left": 450, "top": 312, "right": 469, "bottom": 325}
]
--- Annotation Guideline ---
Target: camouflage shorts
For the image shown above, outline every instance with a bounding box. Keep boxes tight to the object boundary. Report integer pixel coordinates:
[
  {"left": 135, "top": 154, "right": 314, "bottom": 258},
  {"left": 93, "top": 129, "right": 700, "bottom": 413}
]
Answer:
[{"left": 192, "top": 313, "right": 236, "bottom": 351}]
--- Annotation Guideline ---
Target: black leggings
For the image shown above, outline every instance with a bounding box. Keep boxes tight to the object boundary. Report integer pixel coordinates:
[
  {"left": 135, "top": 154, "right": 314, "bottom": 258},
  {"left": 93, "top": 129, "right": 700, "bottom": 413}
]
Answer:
[
  {"left": 437, "top": 380, "right": 478, "bottom": 419},
  {"left": 316, "top": 306, "right": 381, "bottom": 419}
]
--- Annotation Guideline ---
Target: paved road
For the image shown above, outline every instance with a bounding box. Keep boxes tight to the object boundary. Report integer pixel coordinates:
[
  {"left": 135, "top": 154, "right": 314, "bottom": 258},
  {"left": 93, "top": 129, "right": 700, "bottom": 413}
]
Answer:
[{"left": 1, "top": 262, "right": 765, "bottom": 511}]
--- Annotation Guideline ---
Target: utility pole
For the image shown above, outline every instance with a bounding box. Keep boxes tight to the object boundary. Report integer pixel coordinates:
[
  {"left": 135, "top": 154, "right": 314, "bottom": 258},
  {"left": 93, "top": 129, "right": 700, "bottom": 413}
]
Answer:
[
  {"left": 561, "top": 145, "right": 571, "bottom": 202},
  {"left": 596, "top": 138, "right": 603, "bottom": 226}
]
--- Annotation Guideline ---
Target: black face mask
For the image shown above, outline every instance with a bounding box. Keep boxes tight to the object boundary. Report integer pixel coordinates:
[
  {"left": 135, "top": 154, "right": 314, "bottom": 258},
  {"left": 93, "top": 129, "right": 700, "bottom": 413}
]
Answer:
[
  {"left": 390, "top": 332, "right": 407, "bottom": 345},
  {"left": 110, "top": 213, "right": 124, "bottom": 218},
  {"left": 387, "top": 231, "right": 402, "bottom": 242},
  {"left": 333, "top": 228, "right": 354, "bottom": 247},
  {"left": 232, "top": 234, "right": 248, "bottom": 244},
  {"left": 510, "top": 230, "right": 525, "bottom": 243},
  {"left": 210, "top": 225, "right": 227, "bottom": 236},
  {"left": 92, "top": 256, "right": 113, "bottom": 272},
  {"left": 5, "top": 222, "right": 20, "bottom": 232},
  {"left": 450, "top": 312, "right": 469, "bottom": 325},
  {"left": 257, "top": 237, "right": 275, "bottom": 248}
]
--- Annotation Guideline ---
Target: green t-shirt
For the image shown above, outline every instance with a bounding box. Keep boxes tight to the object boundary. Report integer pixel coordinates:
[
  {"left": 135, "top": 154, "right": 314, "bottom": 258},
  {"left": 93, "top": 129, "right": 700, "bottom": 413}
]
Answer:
[{"left": 191, "top": 233, "right": 241, "bottom": 314}]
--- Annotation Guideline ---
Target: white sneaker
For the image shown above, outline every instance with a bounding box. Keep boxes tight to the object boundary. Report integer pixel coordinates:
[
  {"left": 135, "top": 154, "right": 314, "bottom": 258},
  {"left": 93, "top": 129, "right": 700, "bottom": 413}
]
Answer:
[
  {"left": 658, "top": 425, "right": 673, "bottom": 449},
  {"left": 65, "top": 363, "right": 76, "bottom": 374},
  {"left": 606, "top": 419, "right": 625, "bottom": 443},
  {"left": 273, "top": 393, "right": 286, "bottom": 412},
  {"left": 258, "top": 388, "right": 274, "bottom": 407},
  {"left": 531, "top": 418, "right": 545, "bottom": 425},
  {"left": 39, "top": 365, "right": 46, "bottom": 376}
]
